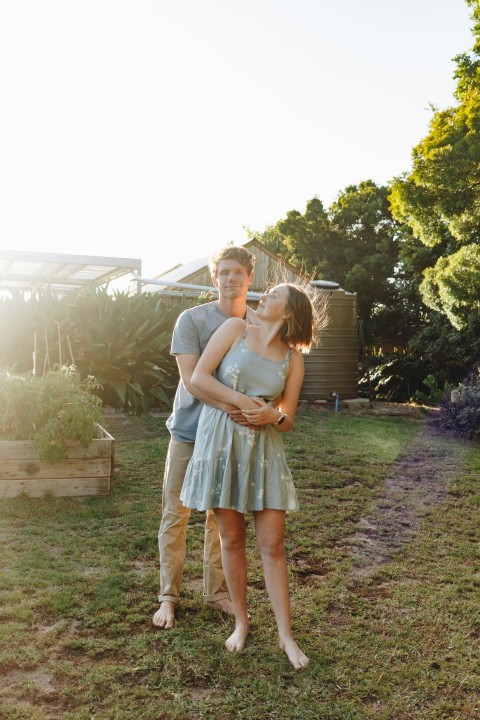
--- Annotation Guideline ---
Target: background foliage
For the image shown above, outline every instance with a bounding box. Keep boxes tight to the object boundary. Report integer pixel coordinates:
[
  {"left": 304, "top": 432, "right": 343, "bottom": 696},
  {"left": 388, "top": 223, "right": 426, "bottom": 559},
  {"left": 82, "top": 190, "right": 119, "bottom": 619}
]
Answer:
[
  {"left": 0, "top": 289, "right": 193, "bottom": 413},
  {"left": 389, "top": 0, "right": 480, "bottom": 332},
  {"left": 249, "top": 0, "right": 480, "bottom": 402}
]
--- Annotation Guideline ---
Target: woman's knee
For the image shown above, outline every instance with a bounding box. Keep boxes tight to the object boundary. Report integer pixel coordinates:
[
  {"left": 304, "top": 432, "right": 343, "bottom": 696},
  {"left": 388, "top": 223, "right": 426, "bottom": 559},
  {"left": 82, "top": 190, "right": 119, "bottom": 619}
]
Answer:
[
  {"left": 257, "top": 536, "right": 285, "bottom": 561},
  {"left": 220, "top": 530, "right": 246, "bottom": 554}
]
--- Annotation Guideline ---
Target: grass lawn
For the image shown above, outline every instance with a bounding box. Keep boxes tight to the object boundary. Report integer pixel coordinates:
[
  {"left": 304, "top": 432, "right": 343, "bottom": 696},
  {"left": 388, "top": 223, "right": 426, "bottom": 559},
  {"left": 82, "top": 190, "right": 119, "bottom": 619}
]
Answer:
[{"left": 0, "top": 404, "right": 479, "bottom": 719}]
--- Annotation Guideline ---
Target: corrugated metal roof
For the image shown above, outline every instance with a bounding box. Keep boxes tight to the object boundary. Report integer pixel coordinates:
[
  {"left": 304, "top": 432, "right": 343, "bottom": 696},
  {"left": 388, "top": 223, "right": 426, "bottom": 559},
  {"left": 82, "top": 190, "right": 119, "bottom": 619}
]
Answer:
[
  {"left": 0, "top": 249, "right": 142, "bottom": 296},
  {"left": 155, "top": 255, "right": 210, "bottom": 282}
]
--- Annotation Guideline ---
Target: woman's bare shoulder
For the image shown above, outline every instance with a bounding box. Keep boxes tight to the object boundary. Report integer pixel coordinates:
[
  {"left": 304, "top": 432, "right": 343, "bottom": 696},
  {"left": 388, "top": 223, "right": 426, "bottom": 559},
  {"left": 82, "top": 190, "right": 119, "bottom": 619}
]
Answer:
[
  {"left": 289, "top": 348, "right": 305, "bottom": 367},
  {"left": 223, "top": 317, "right": 247, "bottom": 331}
]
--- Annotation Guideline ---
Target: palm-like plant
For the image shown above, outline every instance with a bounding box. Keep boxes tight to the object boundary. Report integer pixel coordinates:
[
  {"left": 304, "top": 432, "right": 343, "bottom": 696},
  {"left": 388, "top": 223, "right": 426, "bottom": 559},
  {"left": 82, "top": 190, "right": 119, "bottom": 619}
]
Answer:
[{"left": 68, "top": 289, "right": 192, "bottom": 413}]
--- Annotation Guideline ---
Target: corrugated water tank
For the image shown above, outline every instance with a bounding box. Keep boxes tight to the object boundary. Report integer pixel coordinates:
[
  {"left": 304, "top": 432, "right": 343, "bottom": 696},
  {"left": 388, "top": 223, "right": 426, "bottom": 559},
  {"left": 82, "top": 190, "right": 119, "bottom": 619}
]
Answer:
[{"left": 300, "top": 281, "right": 358, "bottom": 401}]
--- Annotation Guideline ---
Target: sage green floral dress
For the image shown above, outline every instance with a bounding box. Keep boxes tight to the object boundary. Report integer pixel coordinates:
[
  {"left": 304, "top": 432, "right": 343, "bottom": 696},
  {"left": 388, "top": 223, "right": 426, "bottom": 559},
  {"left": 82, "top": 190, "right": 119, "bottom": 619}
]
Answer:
[{"left": 180, "top": 329, "right": 298, "bottom": 513}]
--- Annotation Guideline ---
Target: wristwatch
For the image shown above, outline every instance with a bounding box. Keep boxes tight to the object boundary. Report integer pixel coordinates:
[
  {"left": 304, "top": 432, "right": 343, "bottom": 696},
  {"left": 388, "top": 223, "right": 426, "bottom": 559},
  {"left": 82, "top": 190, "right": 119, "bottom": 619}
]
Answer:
[{"left": 276, "top": 413, "right": 287, "bottom": 426}]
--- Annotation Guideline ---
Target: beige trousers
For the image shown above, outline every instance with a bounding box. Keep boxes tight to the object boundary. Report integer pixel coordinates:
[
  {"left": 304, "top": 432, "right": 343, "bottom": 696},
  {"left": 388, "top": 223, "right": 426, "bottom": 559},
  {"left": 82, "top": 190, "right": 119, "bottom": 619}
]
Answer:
[{"left": 157, "top": 437, "right": 228, "bottom": 604}]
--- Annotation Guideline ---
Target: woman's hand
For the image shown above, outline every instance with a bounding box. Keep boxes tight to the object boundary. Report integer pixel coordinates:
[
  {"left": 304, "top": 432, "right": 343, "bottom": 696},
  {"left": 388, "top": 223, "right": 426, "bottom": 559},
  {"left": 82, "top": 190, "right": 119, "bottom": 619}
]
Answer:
[
  {"left": 228, "top": 396, "right": 264, "bottom": 429},
  {"left": 240, "top": 398, "right": 280, "bottom": 427}
]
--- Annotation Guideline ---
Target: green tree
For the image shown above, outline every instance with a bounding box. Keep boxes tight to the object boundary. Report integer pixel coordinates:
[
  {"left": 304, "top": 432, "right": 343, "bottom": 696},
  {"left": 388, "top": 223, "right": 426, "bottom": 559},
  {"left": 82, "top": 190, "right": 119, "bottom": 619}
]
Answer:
[
  {"left": 254, "top": 181, "right": 406, "bottom": 345},
  {"left": 329, "top": 181, "right": 403, "bottom": 339},
  {"left": 278, "top": 197, "right": 340, "bottom": 278},
  {"left": 389, "top": 0, "right": 480, "bottom": 329}
]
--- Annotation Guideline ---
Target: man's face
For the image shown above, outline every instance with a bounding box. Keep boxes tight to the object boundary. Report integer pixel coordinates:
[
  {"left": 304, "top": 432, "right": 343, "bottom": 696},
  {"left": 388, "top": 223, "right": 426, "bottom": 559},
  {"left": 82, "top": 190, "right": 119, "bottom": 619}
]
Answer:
[{"left": 212, "top": 259, "right": 253, "bottom": 300}]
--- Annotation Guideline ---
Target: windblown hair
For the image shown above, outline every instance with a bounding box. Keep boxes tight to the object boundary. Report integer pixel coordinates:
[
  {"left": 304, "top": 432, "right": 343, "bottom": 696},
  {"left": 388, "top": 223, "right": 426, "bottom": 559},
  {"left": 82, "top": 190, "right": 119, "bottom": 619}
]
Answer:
[
  {"left": 279, "top": 283, "right": 329, "bottom": 353},
  {"left": 208, "top": 245, "right": 256, "bottom": 278}
]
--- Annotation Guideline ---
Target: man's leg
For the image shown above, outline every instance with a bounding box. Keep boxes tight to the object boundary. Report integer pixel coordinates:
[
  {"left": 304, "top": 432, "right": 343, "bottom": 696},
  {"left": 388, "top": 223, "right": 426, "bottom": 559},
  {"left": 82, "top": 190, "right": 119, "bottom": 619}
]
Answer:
[
  {"left": 203, "top": 509, "right": 234, "bottom": 615},
  {"left": 153, "top": 438, "right": 193, "bottom": 628}
]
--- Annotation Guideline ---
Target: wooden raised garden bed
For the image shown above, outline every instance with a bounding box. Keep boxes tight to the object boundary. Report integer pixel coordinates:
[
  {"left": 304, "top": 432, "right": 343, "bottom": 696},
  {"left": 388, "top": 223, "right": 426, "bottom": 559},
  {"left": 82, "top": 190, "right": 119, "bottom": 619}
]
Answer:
[{"left": 0, "top": 424, "right": 115, "bottom": 499}]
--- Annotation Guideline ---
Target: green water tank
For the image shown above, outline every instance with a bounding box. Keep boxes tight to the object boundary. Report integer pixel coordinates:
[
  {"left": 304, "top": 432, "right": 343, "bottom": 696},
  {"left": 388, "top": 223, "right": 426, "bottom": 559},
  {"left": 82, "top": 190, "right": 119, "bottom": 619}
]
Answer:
[{"left": 300, "top": 281, "right": 358, "bottom": 401}]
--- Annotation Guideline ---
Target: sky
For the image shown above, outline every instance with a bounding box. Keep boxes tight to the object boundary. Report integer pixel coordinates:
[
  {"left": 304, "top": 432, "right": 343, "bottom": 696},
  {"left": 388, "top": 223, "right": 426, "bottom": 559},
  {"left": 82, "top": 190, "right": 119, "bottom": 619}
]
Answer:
[{"left": 0, "top": 0, "right": 474, "bottom": 281}]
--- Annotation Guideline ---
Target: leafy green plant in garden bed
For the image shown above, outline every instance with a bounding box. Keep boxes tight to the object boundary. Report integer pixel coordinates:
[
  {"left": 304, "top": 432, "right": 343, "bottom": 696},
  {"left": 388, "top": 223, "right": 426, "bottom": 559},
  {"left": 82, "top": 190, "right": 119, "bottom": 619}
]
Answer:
[{"left": 0, "top": 366, "right": 103, "bottom": 463}]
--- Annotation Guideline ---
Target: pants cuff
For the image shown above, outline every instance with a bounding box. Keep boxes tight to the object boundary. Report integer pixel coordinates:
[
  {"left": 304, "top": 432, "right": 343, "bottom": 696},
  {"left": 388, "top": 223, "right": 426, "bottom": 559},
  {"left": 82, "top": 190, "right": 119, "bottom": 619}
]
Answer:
[{"left": 158, "top": 595, "right": 179, "bottom": 605}]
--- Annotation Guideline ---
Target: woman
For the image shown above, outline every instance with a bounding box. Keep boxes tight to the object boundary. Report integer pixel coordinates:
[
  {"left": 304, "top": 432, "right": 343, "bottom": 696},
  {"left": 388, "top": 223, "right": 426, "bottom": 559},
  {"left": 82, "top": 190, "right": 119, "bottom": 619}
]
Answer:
[{"left": 180, "top": 283, "right": 317, "bottom": 669}]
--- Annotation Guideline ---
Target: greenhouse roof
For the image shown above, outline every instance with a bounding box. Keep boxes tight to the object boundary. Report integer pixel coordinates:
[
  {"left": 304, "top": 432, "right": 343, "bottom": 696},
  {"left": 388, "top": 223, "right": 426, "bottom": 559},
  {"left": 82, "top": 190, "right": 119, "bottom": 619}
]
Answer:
[{"left": 0, "top": 249, "right": 142, "bottom": 296}]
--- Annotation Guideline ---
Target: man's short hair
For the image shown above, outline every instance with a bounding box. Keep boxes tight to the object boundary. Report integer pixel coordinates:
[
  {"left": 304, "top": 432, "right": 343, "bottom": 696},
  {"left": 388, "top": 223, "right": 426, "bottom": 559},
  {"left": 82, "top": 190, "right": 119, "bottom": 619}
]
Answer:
[{"left": 209, "top": 245, "right": 256, "bottom": 278}]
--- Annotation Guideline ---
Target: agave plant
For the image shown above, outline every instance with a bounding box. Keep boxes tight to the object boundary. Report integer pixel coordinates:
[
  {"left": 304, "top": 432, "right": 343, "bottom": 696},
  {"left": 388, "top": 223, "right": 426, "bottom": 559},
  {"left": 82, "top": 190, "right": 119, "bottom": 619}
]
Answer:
[{"left": 67, "top": 289, "right": 192, "bottom": 413}]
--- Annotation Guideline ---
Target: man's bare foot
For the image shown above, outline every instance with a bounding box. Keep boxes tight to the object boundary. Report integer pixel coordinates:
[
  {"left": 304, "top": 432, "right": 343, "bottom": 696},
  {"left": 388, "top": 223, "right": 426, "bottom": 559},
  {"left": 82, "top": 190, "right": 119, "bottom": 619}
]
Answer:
[
  {"left": 280, "top": 637, "right": 309, "bottom": 669},
  {"left": 152, "top": 601, "right": 175, "bottom": 629},
  {"left": 225, "top": 622, "right": 249, "bottom": 652},
  {"left": 204, "top": 598, "right": 235, "bottom": 616}
]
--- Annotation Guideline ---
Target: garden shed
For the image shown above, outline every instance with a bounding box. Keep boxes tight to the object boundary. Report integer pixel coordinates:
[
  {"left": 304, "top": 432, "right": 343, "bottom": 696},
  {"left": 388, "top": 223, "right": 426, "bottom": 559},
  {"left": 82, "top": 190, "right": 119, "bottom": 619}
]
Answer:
[
  {"left": 139, "top": 239, "right": 360, "bottom": 402},
  {"left": 139, "top": 238, "right": 301, "bottom": 296}
]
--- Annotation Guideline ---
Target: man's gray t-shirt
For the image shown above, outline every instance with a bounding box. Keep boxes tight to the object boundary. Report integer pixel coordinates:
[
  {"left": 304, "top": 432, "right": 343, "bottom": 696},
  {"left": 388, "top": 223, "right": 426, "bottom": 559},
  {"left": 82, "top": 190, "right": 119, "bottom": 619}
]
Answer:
[{"left": 166, "top": 301, "right": 258, "bottom": 443}]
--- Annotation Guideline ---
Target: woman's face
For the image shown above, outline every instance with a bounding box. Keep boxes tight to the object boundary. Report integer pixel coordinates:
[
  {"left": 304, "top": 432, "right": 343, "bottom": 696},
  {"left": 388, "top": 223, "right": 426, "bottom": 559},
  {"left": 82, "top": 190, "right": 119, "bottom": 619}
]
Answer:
[{"left": 257, "top": 284, "right": 289, "bottom": 320}]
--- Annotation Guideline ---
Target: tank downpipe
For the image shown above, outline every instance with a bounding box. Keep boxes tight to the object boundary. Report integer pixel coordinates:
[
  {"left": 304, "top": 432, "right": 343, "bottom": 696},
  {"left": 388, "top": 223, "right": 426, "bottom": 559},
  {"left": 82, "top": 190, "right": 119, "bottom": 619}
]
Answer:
[{"left": 330, "top": 391, "right": 340, "bottom": 412}]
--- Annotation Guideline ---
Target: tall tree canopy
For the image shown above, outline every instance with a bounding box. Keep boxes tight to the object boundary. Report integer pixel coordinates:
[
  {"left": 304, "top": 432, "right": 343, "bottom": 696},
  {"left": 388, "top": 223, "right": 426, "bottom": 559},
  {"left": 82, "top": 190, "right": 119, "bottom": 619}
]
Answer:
[
  {"left": 253, "top": 180, "right": 406, "bottom": 344},
  {"left": 389, "top": 0, "right": 480, "bottom": 329}
]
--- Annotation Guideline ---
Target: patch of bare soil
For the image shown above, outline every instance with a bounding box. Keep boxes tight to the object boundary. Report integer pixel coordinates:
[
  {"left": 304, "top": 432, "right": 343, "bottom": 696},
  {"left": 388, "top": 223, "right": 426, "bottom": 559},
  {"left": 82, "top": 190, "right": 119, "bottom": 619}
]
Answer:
[
  {"left": 343, "top": 421, "right": 470, "bottom": 578},
  {"left": 101, "top": 408, "right": 167, "bottom": 441}
]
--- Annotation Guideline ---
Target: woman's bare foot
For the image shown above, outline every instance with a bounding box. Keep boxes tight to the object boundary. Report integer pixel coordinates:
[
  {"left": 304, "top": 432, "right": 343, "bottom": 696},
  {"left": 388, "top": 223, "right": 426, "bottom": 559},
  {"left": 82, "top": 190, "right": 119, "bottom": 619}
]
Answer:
[
  {"left": 152, "top": 601, "right": 175, "bottom": 629},
  {"left": 225, "top": 622, "right": 249, "bottom": 652},
  {"left": 204, "top": 598, "right": 235, "bottom": 616},
  {"left": 279, "top": 637, "right": 309, "bottom": 669}
]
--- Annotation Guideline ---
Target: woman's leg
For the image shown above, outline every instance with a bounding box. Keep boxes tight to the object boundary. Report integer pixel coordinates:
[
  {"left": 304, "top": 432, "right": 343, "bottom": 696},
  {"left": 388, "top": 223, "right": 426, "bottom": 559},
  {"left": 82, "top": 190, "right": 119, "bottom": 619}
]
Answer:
[
  {"left": 213, "top": 508, "right": 250, "bottom": 651},
  {"left": 254, "top": 509, "right": 309, "bottom": 669}
]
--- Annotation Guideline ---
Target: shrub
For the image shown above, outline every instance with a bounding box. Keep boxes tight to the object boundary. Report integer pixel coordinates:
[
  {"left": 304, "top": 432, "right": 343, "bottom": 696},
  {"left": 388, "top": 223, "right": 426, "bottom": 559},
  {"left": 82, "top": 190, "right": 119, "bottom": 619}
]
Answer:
[
  {"left": 358, "top": 354, "right": 430, "bottom": 402},
  {"left": 433, "top": 365, "right": 480, "bottom": 438},
  {"left": 411, "top": 374, "right": 454, "bottom": 405}
]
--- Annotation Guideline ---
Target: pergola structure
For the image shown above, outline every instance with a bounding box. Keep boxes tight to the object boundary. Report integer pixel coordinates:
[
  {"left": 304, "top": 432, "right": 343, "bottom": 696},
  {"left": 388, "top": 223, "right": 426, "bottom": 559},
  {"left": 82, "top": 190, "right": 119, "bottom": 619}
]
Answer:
[{"left": 0, "top": 249, "right": 142, "bottom": 296}]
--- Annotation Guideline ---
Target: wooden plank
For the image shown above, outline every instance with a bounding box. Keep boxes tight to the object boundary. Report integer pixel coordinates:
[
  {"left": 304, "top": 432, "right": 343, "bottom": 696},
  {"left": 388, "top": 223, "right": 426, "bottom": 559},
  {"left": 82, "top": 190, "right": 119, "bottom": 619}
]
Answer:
[
  {"left": 0, "top": 440, "right": 114, "bottom": 461},
  {"left": 0, "top": 457, "right": 112, "bottom": 481},
  {"left": 0, "top": 476, "right": 111, "bottom": 499},
  {"left": 0, "top": 423, "right": 114, "bottom": 497}
]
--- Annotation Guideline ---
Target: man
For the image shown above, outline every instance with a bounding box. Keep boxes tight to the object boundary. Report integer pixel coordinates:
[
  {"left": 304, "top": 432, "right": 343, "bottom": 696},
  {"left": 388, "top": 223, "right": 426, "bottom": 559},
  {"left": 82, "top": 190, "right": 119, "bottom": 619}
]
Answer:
[{"left": 153, "top": 245, "right": 258, "bottom": 629}]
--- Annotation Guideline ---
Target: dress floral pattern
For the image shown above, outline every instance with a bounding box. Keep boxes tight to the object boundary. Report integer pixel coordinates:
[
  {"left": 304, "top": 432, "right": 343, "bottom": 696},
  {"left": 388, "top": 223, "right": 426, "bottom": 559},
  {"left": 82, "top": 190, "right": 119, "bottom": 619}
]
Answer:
[{"left": 180, "top": 331, "right": 298, "bottom": 513}]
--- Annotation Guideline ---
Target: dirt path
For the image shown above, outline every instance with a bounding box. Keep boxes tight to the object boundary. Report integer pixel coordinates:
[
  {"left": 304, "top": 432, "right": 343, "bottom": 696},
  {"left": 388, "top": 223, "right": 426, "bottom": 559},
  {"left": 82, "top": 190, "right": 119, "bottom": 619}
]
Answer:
[{"left": 344, "top": 420, "right": 470, "bottom": 578}]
